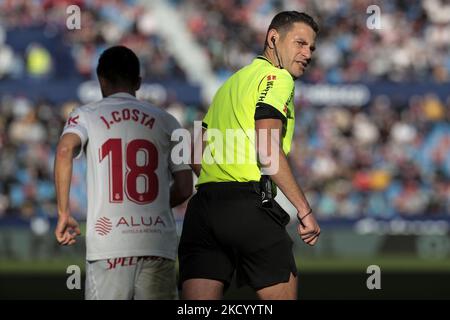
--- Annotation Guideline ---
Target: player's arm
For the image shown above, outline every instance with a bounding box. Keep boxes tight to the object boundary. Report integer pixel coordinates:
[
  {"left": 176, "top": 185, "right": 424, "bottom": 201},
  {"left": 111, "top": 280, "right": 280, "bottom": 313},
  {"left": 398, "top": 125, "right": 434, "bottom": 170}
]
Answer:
[
  {"left": 190, "top": 127, "right": 206, "bottom": 177},
  {"left": 255, "top": 118, "right": 320, "bottom": 246},
  {"left": 54, "top": 133, "right": 82, "bottom": 245},
  {"left": 170, "top": 169, "right": 193, "bottom": 207}
]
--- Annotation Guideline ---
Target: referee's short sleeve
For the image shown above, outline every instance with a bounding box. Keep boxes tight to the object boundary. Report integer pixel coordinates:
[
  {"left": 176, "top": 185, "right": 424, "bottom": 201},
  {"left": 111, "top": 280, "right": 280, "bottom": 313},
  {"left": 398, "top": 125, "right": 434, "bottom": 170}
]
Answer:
[
  {"left": 254, "top": 71, "right": 294, "bottom": 123},
  {"left": 254, "top": 102, "right": 286, "bottom": 124}
]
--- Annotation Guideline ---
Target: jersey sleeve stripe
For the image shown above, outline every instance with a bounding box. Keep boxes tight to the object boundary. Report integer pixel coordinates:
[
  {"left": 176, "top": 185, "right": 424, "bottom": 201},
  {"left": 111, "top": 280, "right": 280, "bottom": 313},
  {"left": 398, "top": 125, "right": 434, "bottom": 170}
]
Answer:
[{"left": 254, "top": 102, "right": 287, "bottom": 124}]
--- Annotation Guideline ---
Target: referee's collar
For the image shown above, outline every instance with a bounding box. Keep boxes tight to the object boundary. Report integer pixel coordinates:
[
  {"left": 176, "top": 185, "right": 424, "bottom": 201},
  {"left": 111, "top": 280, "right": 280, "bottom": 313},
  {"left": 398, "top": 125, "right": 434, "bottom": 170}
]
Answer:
[
  {"left": 256, "top": 55, "right": 295, "bottom": 80},
  {"left": 256, "top": 55, "right": 274, "bottom": 66},
  {"left": 107, "top": 92, "right": 137, "bottom": 99}
]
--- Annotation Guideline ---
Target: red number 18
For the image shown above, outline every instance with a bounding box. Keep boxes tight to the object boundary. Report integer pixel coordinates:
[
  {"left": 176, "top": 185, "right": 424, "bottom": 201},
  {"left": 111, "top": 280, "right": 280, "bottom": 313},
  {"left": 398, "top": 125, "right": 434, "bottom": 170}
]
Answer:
[{"left": 99, "top": 138, "right": 158, "bottom": 204}]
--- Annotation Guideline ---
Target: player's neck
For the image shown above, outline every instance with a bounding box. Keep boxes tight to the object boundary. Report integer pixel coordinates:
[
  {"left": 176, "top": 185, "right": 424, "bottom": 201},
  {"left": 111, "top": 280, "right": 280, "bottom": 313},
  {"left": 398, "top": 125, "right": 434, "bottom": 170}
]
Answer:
[{"left": 103, "top": 88, "right": 136, "bottom": 98}]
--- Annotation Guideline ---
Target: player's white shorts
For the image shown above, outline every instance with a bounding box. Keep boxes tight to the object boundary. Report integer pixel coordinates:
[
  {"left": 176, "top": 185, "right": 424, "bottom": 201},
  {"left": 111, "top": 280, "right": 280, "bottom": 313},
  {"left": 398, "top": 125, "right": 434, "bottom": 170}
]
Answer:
[{"left": 85, "top": 256, "right": 178, "bottom": 300}]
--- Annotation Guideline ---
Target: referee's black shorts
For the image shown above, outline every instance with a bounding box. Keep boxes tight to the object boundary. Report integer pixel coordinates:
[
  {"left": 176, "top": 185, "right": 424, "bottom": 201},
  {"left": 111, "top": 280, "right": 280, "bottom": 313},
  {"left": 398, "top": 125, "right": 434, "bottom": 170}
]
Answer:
[{"left": 178, "top": 181, "right": 297, "bottom": 291}]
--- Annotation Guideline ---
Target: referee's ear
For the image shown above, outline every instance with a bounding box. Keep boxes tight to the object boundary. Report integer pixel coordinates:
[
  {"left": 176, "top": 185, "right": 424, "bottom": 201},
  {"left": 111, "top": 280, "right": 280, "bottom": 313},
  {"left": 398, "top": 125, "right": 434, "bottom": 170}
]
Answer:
[{"left": 266, "top": 29, "right": 279, "bottom": 49}]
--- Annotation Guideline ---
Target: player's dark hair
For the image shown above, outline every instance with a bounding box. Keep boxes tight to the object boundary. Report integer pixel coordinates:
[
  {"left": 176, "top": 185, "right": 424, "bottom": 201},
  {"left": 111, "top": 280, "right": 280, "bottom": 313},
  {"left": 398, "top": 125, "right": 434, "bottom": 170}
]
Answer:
[
  {"left": 264, "top": 11, "right": 319, "bottom": 49},
  {"left": 96, "top": 45, "right": 140, "bottom": 87}
]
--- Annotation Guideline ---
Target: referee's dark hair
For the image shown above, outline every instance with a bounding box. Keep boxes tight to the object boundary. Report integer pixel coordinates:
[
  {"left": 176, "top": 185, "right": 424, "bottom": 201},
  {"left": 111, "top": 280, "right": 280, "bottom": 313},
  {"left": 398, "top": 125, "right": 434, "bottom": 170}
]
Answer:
[
  {"left": 96, "top": 45, "right": 140, "bottom": 87},
  {"left": 264, "top": 11, "right": 319, "bottom": 49}
]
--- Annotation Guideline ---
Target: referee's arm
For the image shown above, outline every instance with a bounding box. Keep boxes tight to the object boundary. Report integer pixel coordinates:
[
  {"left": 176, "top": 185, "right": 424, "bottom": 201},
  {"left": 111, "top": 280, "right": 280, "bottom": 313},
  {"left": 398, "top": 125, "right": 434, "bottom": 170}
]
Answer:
[{"left": 255, "top": 118, "right": 320, "bottom": 246}]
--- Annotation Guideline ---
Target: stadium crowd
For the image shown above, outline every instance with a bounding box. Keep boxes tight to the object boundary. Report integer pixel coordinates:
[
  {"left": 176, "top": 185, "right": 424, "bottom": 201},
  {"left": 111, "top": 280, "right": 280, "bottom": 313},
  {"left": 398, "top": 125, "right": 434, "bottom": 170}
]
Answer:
[
  {"left": 178, "top": 0, "right": 450, "bottom": 82},
  {"left": 0, "top": 0, "right": 185, "bottom": 81},
  {"left": 0, "top": 0, "right": 449, "bottom": 221}
]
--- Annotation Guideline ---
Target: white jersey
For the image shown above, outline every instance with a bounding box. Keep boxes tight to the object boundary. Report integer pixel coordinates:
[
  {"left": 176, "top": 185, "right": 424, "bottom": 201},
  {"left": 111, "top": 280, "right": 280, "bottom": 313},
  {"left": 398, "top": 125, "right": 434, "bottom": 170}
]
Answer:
[{"left": 62, "top": 92, "right": 189, "bottom": 261}]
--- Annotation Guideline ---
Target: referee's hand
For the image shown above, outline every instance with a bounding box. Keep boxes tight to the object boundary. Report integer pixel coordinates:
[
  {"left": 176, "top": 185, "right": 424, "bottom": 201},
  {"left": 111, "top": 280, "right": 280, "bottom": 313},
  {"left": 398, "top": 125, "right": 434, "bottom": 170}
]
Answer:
[
  {"left": 297, "top": 212, "right": 320, "bottom": 246},
  {"left": 55, "top": 214, "right": 81, "bottom": 246}
]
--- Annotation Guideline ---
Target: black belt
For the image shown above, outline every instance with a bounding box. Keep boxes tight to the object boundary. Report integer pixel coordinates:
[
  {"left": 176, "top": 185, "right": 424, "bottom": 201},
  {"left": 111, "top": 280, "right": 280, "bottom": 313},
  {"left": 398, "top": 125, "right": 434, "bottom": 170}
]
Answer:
[
  {"left": 197, "top": 176, "right": 276, "bottom": 208},
  {"left": 197, "top": 181, "right": 260, "bottom": 192}
]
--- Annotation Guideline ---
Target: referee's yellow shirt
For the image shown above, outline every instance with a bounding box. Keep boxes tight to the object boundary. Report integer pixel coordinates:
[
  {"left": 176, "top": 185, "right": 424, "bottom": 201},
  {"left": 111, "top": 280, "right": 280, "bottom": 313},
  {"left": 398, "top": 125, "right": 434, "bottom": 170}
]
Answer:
[{"left": 197, "top": 56, "right": 296, "bottom": 185}]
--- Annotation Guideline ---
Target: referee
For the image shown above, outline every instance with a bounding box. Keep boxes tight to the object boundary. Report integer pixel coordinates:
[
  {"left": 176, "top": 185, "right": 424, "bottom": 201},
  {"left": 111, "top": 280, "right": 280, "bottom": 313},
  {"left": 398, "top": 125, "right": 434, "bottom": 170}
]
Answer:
[{"left": 179, "top": 11, "right": 320, "bottom": 300}]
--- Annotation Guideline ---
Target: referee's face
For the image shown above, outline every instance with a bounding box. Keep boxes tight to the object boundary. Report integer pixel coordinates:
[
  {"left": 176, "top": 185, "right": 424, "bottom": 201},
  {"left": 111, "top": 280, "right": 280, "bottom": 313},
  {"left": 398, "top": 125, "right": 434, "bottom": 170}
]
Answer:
[{"left": 278, "top": 22, "right": 316, "bottom": 79}]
